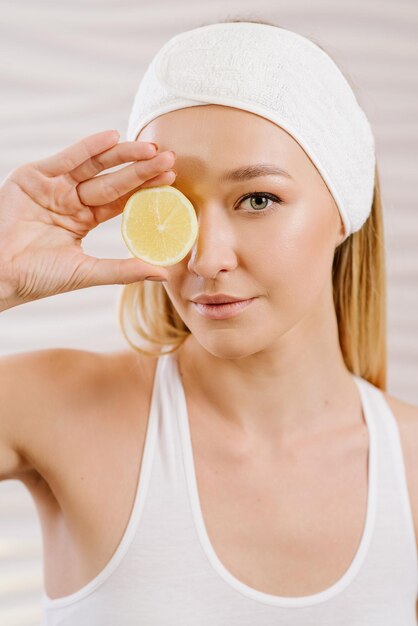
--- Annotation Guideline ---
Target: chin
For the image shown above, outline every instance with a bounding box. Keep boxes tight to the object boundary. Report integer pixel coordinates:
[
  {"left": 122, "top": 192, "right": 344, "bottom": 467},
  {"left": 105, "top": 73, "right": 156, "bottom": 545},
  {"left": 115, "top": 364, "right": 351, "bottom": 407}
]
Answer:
[{"left": 191, "top": 331, "right": 267, "bottom": 361}]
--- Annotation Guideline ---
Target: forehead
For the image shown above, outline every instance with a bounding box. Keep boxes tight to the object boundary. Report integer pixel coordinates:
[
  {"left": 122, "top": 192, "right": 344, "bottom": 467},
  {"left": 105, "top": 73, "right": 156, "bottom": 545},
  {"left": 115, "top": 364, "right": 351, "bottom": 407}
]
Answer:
[
  {"left": 138, "top": 105, "right": 292, "bottom": 146},
  {"left": 136, "top": 104, "right": 310, "bottom": 177}
]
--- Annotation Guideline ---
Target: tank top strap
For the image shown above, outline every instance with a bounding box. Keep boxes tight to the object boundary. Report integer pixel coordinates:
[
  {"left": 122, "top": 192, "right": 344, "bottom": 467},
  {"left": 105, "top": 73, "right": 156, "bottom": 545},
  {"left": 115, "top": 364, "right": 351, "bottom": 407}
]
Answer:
[
  {"left": 149, "top": 350, "right": 187, "bottom": 485},
  {"left": 353, "top": 374, "right": 418, "bottom": 576}
]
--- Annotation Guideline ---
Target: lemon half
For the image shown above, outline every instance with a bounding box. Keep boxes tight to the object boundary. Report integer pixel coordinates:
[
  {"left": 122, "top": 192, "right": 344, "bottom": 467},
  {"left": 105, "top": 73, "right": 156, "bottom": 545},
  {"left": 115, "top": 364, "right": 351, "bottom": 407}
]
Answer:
[{"left": 121, "top": 185, "right": 198, "bottom": 266}]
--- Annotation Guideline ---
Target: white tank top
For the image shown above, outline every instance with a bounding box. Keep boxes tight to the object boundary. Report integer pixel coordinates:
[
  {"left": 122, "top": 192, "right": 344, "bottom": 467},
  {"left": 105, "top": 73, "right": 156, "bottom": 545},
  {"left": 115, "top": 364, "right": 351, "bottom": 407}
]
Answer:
[{"left": 40, "top": 351, "right": 418, "bottom": 625}]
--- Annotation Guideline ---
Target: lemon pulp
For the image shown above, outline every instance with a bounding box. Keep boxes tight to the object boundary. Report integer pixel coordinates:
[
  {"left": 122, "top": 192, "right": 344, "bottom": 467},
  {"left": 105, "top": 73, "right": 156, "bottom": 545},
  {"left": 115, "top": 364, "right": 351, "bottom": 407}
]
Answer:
[{"left": 121, "top": 185, "right": 198, "bottom": 266}]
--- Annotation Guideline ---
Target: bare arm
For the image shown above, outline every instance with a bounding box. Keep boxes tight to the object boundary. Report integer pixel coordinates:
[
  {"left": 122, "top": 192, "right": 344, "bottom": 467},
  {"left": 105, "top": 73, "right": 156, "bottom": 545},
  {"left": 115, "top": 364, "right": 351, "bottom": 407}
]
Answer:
[{"left": 0, "top": 347, "right": 103, "bottom": 482}]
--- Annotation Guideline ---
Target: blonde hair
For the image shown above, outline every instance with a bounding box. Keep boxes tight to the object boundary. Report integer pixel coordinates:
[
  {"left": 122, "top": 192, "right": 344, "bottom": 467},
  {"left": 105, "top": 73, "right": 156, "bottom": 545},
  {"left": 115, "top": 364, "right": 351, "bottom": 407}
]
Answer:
[{"left": 118, "top": 17, "right": 387, "bottom": 391}]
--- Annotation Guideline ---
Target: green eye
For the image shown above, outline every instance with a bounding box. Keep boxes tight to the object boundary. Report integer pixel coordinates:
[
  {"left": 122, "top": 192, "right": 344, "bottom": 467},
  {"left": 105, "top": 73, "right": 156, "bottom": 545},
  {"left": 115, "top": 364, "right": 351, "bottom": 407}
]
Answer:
[{"left": 237, "top": 192, "right": 282, "bottom": 216}]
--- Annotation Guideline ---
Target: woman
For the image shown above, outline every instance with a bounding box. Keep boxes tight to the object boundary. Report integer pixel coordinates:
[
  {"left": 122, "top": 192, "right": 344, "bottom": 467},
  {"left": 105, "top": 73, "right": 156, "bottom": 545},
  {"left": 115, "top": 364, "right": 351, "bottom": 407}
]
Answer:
[{"left": 1, "top": 18, "right": 417, "bottom": 625}]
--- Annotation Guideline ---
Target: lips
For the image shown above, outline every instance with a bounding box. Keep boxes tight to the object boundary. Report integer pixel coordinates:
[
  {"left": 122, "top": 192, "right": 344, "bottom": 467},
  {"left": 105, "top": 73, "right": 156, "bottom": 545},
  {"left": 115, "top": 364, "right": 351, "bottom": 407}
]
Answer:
[
  {"left": 191, "top": 294, "right": 253, "bottom": 304},
  {"left": 191, "top": 298, "right": 256, "bottom": 319}
]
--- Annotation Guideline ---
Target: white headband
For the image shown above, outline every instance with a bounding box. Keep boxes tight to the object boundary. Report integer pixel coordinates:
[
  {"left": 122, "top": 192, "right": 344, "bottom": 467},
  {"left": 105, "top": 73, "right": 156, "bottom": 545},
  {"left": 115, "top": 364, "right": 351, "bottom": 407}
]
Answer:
[{"left": 126, "top": 21, "right": 376, "bottom": 241}]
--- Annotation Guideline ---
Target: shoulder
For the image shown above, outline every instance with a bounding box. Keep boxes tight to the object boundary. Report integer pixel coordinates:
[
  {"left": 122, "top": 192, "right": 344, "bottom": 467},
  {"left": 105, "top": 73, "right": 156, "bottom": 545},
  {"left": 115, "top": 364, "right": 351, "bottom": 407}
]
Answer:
[
  {"left": 41, "top": 346, "right": 159, "bottom": 430},
  {"left": 382, "top": 389, "right": 418, "bottom": 445},
  {"left": 0, "top": 348, "right": 102, "bottom": 482},
  {"left": 22, "top": 347, "right": 157, "bottom": 406},
  {"left": 0, "top": 347, "right": 157, "bottom": 482},
  {"left": 381, "top": 389, "right": 418, "bottom": 544},
  {"left": 0, "top": 346, "right": 111, "bottom": 399}
]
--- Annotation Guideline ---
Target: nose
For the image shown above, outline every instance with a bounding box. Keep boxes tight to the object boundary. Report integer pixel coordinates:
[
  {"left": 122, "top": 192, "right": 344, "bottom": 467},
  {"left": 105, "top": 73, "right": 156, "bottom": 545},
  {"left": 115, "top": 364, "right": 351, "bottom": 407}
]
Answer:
[{"left": 186, "top": 204, "right": 238, "bottom": 279}]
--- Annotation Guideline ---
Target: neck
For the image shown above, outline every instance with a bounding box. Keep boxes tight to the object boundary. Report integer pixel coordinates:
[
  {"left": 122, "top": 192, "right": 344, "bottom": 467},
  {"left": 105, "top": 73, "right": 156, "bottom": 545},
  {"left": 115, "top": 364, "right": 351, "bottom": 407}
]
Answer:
[{"left": 176, "top": 299, "right": 360, "bottom": 447}]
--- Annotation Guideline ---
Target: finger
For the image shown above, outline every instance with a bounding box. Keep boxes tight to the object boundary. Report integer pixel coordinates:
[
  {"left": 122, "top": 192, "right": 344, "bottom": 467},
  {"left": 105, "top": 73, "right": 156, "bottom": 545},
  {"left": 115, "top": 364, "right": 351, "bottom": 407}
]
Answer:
[
  {"left": 76, "top": 150, "right": 176, "bottom": 207},
  {"left": 78, "top": 255, "right": 170, "bottom": 288},
  {"left": 90, "top": 170, "right": 177, "bottom": 226},
  {"left": 69, "top": 140, "right": 159, "bottom": 183},
  {"left": 35, "top": 130, "right": 121, "bottom": 177}
]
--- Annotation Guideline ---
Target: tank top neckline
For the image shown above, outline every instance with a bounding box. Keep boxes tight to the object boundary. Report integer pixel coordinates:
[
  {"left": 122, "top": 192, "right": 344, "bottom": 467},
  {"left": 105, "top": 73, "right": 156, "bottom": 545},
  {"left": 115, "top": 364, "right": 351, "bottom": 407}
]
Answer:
[{"left": 169, "top": 351, "right": 378, "bottom": 608}]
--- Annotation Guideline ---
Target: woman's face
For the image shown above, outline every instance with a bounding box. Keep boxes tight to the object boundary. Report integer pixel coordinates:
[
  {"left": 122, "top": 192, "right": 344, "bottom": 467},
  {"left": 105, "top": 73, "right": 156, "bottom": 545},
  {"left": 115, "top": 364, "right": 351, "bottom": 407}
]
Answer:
[{"left": 136, "top": 104, "right": 345, "bottom": 358}]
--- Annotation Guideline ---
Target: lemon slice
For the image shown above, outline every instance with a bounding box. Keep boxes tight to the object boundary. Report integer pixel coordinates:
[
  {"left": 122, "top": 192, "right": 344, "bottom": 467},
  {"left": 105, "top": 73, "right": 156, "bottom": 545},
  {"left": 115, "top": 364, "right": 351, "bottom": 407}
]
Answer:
[{"left": 121, "top": 185, "right": 198, "bottom": 266}]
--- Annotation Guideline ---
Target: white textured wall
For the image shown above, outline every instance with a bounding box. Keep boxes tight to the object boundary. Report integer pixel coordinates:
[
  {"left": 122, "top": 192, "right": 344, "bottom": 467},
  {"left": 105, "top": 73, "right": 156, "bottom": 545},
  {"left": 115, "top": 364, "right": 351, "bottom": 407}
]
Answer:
[{"left": 0, "top": 0, "right": 417, "bottom": 623}]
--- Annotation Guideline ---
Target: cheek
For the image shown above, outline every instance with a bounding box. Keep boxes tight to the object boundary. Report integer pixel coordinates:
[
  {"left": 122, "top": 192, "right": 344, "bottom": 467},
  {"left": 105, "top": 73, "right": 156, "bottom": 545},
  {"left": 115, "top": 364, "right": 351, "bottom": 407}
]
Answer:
[
  {"left": 162, "top": 280, "right": 180, "bottom": 307},
  {"left": 262, "top": 216, "right": 335, "bottom": 313},
  {"left": 162, "top": 272, "right": 192, "bottom": 318}
]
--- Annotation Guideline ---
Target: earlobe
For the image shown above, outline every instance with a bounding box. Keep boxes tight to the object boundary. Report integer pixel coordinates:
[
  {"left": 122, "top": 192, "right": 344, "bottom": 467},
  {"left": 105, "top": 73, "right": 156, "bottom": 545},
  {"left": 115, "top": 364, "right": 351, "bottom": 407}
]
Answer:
[
  {"left": 334, "top": 224, "right": 345, "bottom": 250},
  {"left": 336, "top": 232, "right": 345, "bottom": 248},
  {"left": 334, "top": 216, "right": 346, "bottom": 248}
]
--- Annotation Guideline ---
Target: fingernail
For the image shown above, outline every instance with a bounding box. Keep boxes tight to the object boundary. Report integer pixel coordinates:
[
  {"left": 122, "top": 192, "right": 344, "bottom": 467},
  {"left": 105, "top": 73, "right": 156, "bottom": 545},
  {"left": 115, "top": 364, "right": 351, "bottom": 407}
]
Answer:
[{"left": 150, "top": 143, "right": 159, "bottom": 151}]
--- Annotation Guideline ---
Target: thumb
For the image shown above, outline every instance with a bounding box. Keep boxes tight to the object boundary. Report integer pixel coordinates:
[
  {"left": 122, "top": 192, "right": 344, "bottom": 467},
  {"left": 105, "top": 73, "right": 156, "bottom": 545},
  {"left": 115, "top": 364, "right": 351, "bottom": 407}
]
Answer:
[{"left": 79, "top": 255, "right": 169, "bottom": 287}]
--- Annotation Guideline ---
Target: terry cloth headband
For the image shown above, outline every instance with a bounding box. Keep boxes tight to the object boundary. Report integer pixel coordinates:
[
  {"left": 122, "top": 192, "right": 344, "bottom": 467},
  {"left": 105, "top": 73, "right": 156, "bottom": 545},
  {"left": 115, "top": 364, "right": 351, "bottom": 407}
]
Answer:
[{"left": 126, "top": 21, "right": 376, "bottom": 241}]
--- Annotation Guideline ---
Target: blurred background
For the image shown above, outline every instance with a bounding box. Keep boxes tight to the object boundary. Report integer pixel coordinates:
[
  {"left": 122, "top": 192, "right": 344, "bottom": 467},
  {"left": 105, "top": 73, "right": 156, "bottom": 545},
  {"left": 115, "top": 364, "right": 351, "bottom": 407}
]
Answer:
[{"left": 0, "top": 0, "right": 417, "bottom": 623}]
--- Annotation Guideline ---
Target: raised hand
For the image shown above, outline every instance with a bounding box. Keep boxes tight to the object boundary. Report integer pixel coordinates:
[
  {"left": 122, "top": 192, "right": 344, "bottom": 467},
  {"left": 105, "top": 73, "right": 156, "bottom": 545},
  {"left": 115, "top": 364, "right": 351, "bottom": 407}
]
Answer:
[{"left": 0, "top": 129, "right": 177, "bottom": 309}]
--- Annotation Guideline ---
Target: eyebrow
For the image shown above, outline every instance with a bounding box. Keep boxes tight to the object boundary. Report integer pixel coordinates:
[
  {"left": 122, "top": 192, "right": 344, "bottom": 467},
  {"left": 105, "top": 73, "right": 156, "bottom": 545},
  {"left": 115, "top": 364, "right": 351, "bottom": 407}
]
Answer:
[{"left": 219, "top": 163, "right": 293, "bottom": 183}]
